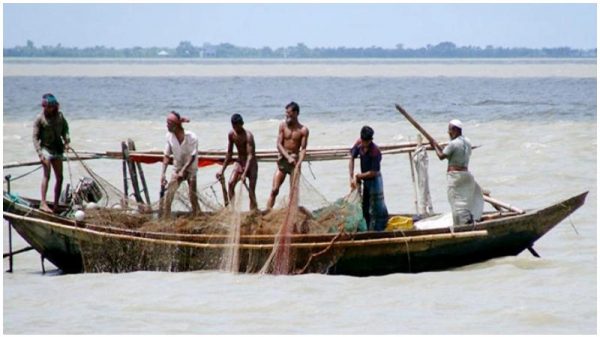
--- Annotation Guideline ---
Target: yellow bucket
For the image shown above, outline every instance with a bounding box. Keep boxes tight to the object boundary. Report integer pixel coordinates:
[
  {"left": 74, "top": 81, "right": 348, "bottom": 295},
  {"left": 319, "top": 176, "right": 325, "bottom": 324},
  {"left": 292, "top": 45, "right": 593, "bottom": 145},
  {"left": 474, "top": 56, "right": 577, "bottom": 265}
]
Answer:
[{"left": 385, "top": 215, "right": 414, "bottom": 231}]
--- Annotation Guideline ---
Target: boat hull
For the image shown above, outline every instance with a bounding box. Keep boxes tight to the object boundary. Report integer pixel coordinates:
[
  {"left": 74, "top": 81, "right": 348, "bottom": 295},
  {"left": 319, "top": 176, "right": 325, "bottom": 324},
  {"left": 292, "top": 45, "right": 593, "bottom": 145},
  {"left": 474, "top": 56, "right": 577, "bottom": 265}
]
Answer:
[{"left": 3, "top": 192, "right": 588, "bottom": 275}]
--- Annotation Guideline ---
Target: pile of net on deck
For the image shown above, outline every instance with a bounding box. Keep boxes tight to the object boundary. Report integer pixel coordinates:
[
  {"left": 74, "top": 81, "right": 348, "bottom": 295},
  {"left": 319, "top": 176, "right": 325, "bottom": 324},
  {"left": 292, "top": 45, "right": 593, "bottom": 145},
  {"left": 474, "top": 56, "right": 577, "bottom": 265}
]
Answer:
[
  {"left": 62, "top": 155, "right": 366, "bottom": 274},
  {"left": 75, "top": 174, "right": 366, "bottom": 236}
]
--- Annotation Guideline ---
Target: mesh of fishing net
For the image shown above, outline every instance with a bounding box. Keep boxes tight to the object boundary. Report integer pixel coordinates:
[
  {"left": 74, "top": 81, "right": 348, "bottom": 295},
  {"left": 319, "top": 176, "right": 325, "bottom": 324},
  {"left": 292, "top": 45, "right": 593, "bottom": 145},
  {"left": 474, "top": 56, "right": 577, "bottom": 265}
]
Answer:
[{"left": 64, "top": 153, "right": 366, "bottom": 274}]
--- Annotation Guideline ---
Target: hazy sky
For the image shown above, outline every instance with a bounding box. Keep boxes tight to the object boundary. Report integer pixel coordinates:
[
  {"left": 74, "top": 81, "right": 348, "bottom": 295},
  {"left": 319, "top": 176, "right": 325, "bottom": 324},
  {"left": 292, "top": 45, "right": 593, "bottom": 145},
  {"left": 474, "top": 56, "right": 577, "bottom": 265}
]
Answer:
[{"left": 3, "top": 3, "right": 597, "bottom": 49}]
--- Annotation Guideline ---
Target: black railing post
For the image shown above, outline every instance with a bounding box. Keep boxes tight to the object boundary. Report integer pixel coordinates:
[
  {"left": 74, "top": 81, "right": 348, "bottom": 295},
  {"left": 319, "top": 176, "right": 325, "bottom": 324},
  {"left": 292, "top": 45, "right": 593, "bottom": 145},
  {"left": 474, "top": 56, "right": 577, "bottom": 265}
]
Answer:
[{"left": 5, "top": 174, "right": 13, "bottom": 273}]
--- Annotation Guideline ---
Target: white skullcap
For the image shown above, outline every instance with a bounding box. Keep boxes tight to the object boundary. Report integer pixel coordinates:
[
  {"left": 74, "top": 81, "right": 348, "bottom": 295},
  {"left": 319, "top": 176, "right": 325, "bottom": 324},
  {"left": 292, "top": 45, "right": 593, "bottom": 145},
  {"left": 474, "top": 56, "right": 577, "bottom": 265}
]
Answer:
[{"left": 449, "top": 119, "right": 463, "bottom": 129}]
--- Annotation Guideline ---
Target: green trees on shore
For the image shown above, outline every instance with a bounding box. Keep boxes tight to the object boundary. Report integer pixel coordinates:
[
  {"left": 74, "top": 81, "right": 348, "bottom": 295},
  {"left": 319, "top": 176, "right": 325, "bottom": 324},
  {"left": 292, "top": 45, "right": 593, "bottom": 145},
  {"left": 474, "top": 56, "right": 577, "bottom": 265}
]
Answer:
[{"left": 4, "top": 40, "right": 596, "bottom": 58}]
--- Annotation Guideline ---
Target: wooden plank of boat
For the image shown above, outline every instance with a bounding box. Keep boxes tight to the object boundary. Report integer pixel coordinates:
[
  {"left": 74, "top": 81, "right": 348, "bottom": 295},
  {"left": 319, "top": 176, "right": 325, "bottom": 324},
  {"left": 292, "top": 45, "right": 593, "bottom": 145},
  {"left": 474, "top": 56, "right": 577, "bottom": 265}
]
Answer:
[{"left": 3, "top": 212, "right": 489, "bottom": 249}]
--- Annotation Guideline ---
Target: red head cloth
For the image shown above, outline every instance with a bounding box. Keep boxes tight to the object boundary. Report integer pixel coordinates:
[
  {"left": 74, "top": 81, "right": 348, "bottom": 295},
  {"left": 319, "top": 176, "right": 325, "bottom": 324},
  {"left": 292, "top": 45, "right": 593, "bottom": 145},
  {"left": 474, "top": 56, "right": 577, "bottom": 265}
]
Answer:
[{"left": 166, "top": 111, "right": 190, "bottom": 125}]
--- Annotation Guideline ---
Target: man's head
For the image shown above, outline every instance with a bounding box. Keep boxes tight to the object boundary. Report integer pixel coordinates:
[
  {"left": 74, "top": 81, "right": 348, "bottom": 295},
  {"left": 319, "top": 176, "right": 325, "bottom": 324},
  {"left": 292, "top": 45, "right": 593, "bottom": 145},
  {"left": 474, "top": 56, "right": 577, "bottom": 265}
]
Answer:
[
  {"left": 447, "top": 119, "right": 463, "bottom": 140},
  {"left": 360, "top": 125, "right": 374, "bottom": 147},
  {"left": 285, "top": 101, "right": 300, "bottom": 125},
  {"left": 231, "top": 113, "right": 244, "bottom": 132},
  {"left": 42, "top": 93, "right": 59, "bottom": 115},
  {"left": 166, "top": 110, "right": 189, "bottom": 133}
]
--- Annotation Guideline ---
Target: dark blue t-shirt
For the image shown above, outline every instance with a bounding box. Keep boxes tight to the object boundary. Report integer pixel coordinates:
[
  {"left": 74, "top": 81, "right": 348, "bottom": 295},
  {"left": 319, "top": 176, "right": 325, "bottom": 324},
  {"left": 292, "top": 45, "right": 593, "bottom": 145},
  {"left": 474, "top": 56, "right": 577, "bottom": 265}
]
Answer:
[{"left": 350, "top": 140, "right": 382, "bottom": 174}]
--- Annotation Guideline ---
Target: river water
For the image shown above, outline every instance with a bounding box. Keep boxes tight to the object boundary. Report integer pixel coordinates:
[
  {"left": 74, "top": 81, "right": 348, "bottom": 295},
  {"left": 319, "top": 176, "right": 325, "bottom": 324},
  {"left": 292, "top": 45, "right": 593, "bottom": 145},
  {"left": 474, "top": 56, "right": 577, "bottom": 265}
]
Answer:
[{"left": 2, "top": 58, "right": 597, "bottom": 334}]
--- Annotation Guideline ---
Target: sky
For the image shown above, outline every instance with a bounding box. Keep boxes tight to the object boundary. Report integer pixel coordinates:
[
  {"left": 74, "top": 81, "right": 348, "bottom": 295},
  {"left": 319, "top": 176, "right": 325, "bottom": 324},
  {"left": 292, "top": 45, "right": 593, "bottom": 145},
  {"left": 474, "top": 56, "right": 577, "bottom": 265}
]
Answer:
[{"left": 3, "top": 3, "right": 597, "bottom": 49}]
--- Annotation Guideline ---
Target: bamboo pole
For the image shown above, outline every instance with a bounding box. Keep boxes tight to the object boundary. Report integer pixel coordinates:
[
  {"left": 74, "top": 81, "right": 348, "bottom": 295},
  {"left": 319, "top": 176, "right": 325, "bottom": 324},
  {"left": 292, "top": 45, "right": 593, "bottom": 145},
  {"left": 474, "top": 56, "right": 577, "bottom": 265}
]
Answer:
[
  {"left": 3, "top": 155, "right": 102, "bottom": 169},
  {"left": 101, "top": 141, "right": 446, "bottom": 161},
  {"left": 483, "top": 196, "right": 524, "bottom": 214},
  {"left": 120, "top": 142, "right": 129, "bottom": 203},
  {"left": 123, "top": 141, "right": 143, "bottom": 204},
  {"left": 3, "top": 246, "right": 34, "bottom": 259},
  {"left": 408, "top": 151, "right": 419, "bottom": 214},
  {"left": 128, "top": 139, "right": 151, "bottom": 205}
]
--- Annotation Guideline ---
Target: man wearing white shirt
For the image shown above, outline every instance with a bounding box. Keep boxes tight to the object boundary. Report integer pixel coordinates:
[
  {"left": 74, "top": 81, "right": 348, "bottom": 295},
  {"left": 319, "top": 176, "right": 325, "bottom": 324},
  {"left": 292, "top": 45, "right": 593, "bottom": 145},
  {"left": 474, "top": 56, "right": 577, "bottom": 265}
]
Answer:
[{"left": 160, "top": 111, "right": 200, "bottom": 217}]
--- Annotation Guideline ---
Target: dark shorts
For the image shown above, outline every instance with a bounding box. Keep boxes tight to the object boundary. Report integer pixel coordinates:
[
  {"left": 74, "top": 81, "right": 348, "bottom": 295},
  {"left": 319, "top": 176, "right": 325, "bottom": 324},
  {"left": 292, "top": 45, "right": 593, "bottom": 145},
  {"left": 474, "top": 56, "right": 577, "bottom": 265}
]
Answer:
[
  {"left": 235, "top": 159, "right": 258, "bottom": 180},
  {"left": 277, "top": 157, "right": 294, "bottom": 175}
]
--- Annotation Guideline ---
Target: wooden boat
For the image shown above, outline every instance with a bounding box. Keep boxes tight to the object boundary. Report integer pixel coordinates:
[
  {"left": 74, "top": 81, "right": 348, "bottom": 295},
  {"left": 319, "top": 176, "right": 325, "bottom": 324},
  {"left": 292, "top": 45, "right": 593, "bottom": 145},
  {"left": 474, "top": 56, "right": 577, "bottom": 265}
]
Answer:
[{"left": 3, "top": 191, "right": 588, "bottom": 276}]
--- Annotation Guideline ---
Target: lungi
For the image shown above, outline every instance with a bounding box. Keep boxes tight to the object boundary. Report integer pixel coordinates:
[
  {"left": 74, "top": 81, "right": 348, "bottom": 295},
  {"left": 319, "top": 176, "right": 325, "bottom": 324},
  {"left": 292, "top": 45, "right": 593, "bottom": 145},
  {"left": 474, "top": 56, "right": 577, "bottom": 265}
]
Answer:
[
  {"left": 446, "top": 171, "right": 484, "bottom": 226},
  {"left": 362, "top": 175, "right": 389, "bottom": 231}
]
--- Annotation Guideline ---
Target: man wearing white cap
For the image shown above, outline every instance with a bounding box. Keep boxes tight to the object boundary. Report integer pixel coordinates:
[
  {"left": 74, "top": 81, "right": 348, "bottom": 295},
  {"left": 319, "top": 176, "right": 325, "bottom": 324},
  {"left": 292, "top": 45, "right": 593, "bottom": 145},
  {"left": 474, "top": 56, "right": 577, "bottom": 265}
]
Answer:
[{"left": 434, "top": 119, "right": 483, "bottom": 225}]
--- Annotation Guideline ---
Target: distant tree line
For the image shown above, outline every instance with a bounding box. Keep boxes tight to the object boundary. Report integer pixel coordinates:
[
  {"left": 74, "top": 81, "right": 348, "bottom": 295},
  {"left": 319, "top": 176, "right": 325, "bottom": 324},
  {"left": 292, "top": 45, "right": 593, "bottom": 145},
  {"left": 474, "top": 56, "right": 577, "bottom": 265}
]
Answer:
[{"left": 4, "top": 40, "right": 596, "bottom": 58}]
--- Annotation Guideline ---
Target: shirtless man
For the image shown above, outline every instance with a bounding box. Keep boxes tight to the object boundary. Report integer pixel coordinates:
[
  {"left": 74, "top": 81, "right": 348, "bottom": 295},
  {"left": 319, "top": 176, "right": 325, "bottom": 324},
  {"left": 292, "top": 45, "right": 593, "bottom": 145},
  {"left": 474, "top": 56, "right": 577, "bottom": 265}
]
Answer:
[
  {"left": 266, "top": 101, "right": 309, "bottom": 210},
  {"left": 216, "top": 113, "right": 258, "bottom": 210}
]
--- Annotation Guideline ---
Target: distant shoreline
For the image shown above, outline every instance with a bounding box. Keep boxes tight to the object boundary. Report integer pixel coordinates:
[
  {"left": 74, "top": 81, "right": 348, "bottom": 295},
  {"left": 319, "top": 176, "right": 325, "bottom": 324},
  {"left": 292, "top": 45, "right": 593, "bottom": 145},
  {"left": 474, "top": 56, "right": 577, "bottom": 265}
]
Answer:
[
  {"left": 4, "top": 60, "right": 596, "bottom": 78},
  {"left": 5, "top": 41, "right": 596, "bottom": 59}
]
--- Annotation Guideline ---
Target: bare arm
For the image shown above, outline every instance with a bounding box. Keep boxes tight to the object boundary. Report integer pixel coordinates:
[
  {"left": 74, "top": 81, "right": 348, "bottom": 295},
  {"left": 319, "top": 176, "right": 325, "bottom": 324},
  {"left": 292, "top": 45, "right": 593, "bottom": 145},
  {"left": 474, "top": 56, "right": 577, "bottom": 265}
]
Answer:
[
  {"left": 295, "top": 127, "right": 309, "bottom": 168},
  {"left": 218, "top": 133, "right": 234, "bottom": 178},
  {"left": 435, "top": 142, "right": 447, "bottom": 160},
  {"left": 32, "top": 117, "right": 43, "bottom": 158},
  {"left": 348, "top": 155, "right": 355, "bottom": 180},
  {"left": 356, "top": 170, "right": 378, "bottom": 180},
  {"left": 61, "top": 114, "right": 71, "bottom": 148},
  {"left": 161, "top": 138, "right": 173, "bottom": 186},
  {"left": 242, "top": 132, "right": 255, "bottom": 178},
  {"left": 349, "top": 154, "right": 357, "bottom": 189},
  {"left": 160, "top": 155, "right": 170, "bottom": 186}
]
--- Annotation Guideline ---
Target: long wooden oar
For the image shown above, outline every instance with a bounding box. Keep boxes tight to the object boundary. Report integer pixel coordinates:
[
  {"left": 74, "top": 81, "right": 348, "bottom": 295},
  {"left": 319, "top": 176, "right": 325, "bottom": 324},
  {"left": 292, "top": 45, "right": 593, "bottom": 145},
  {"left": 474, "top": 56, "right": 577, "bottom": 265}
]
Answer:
[
  {"left": 395, "top": 104, "right": 444, "bottom": 153},
  {"left": 395, "top": 103, "right": 525, "bottom": 215}
]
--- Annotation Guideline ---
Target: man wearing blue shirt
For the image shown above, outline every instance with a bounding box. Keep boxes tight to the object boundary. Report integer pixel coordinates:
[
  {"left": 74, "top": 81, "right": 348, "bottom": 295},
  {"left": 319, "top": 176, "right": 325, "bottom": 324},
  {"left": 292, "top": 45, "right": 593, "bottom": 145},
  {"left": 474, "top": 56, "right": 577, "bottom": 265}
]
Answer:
[{"left": 349, "top": 126, "right": 389, "bottom": 231}]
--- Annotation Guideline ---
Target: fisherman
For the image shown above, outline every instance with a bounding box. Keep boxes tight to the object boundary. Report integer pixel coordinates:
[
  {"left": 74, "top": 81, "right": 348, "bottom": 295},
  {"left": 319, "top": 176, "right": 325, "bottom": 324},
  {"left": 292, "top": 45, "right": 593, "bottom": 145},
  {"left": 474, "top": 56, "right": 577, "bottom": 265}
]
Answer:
[
  {"left": 216, "top": 113, "right": 258, "bottom": 210},
  {"left": 349, "top": 125, "right": 389, "bottom": 231},
  {"left": 160, "top": 111, "right": 200, "bottom": 217},
  {"left": 434, "top": 119, "right": 483, "bottom": 225},
  {"left": 33, "top": 93, "right": 71, "bottom": 213},
  {"left": 266, "top": 101, "right": 309, "bottom": 210}
]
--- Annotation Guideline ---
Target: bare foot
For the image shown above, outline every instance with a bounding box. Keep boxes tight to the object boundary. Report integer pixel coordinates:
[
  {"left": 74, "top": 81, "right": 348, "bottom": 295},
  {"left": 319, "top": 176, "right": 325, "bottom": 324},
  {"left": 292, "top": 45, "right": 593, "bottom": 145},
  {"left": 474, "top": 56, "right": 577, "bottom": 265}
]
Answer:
[{"left": 39, "top": 203, "right": 52, "bottom": 213}]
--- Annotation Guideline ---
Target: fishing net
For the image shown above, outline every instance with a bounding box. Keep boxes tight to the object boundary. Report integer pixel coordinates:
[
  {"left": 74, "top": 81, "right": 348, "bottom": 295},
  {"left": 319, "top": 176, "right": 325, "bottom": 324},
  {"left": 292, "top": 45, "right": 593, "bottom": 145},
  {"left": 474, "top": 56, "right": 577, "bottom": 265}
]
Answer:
[{"left": 61, "top": 150, "right": 367, "bottom": 275}]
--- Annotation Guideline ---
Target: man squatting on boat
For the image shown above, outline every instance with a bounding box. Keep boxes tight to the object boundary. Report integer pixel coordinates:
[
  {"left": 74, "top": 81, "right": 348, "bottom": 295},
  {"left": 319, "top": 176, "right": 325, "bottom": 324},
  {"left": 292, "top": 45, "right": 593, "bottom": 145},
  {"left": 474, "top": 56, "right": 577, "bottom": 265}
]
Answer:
[
  {"left": 33, "top": 93, "right": 70, "bottom": 213},
  {"left": 433, "top": 119, "right": 484, "bottom": 226},
  {"left": 349, "top": 126, "right": 389, "bottom": 231},
  {"left": 266, "top": 101, "right": 310, "bottom": 210},
  {"left": 216, "top": 113, "right": 259, "bottom": 211},
  {"left": 160, "top": 111, "right": 201, "bottom": 218}
]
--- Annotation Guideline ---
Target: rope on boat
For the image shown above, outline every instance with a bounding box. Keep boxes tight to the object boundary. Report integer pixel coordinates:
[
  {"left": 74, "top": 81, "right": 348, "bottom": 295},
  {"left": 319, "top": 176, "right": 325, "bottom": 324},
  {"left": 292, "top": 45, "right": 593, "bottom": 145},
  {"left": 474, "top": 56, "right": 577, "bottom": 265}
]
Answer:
[
  {"left": 68, "top": 147, "right": 117, "bottom": 208},
  {"left": 296, "top": 228, "right": 349, "bottom": 274},
  {"left": 307, "top": 161, "right": 317, "bottom": 180},
  {"left": 568, "top": 216, "right": 579, "bottom": 236},
  {"left": 65, "top": 149, "right": 75, "bottom": 194},
  {"left": 4, "top": 165, "right": 42, "bottom": 182}
]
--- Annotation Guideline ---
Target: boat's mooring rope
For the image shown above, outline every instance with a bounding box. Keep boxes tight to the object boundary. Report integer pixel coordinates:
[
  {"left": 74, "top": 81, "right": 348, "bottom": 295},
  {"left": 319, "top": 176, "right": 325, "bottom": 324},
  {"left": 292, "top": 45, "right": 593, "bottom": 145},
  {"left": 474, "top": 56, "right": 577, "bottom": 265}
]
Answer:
[{"left": 4, "top": 165, "right": 43, "bottom": 183}]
